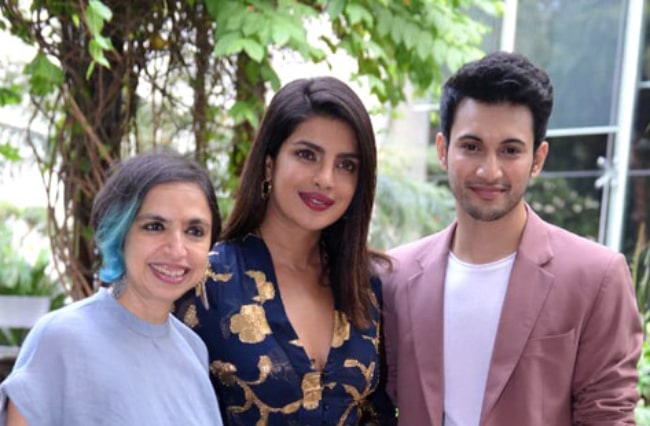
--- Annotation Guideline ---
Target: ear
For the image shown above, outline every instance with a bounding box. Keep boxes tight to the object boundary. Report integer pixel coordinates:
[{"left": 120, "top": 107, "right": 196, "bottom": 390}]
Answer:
[
  {"left": 264, "top": 155, "right": 273, "bottom": 180},
  {"left": 435, "top": 132, "right": 449, "bottom": 172},
  {"left": 531, "top": 141, "right": 549, "bottom": 177}
]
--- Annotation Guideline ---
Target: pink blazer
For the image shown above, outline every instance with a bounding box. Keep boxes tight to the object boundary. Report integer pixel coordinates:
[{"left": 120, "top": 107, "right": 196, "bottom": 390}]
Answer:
[{"left": 381, "top": 208, "right": 642, "bottom": 425}]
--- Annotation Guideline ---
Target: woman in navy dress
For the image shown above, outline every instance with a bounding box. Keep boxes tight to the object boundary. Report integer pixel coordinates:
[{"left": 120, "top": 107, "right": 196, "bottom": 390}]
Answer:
[{"left": 175, "top": 77, "right": 395, "bottom": 425}]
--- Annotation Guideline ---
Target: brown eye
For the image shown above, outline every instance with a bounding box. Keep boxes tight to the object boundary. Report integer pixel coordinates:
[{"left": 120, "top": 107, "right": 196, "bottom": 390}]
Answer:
[
  {"left": 143, "top": 222, "right": 164, "bottom": 231},
  {"left": 296, "top": 149, "right": 316, "bottom": 161},
  {"left": 337, "top": 159, "right": 358, "bottom": 173}
]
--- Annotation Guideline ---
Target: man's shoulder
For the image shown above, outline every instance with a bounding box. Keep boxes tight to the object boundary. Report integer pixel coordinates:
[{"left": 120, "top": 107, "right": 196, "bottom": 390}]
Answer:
[
  {"left": 542, "top": 219, "right": 618, "bottom": 256},
  {"left": 527, "top": 214, "right": 624, "bottom": 269}
]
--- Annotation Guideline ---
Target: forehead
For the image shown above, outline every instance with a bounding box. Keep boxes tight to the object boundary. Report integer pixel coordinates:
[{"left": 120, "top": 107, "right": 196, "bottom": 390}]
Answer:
[
  {"left": 284, "top": 115, "right": 359, "bottom": 153},
  {"left": 138, "top": 181, "right": 211, "bottom": 217},
  {"left": 451, "top": 98, "right": 534, "bottom": 145}
]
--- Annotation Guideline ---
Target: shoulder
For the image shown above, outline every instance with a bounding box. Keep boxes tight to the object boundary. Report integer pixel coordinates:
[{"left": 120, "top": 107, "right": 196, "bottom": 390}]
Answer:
[
  {"left": 10, "top": 292, "right": 105, "bottom": 372},
  {"left": 28, "top": 292, "right": 103, "bottom": 342},
  {"left": 525, "top": 215, "right": 629, "bottom": 285},
  {"left": 542, "top": 220, "right": 623, "bottom": 266}
]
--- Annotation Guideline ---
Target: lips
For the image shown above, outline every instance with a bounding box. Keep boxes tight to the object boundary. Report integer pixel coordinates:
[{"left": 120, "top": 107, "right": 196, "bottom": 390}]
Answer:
[
  {"left": 150, "top": 263, "right": 188, "bottom": 284},
  {"left": 470, "top": 184, "right": 508, "bottom": 200},
  {"left": 299, "top": 191, "right": 335, "bottom": 211}
]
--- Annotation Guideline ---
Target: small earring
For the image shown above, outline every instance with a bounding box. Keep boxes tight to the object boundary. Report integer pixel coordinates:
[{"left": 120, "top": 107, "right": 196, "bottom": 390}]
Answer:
[{"left": 261, "top": 178, "right": 272, "bottom": 200}]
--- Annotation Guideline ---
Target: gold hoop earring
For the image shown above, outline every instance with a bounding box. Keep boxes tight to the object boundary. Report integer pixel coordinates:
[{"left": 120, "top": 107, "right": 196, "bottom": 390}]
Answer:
[{"left": 261, "top": 179, "right": 272, "bottom": 200}]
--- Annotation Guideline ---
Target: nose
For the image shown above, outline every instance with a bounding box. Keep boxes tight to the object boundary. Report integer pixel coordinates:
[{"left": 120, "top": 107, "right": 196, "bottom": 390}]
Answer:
[
  {"left": 313, "top": 164, "right": 334, "bottom": 189},
  {"left": 476, "top": 153, "right": 503, "bottom": 181},
  {"left": 165, "top": 231, "right": 188, "bottom": 257}
]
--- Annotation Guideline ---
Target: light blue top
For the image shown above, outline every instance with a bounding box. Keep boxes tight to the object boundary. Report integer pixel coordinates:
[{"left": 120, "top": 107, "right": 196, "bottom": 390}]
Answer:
[{"left": 0, "top": 287, "right": 223, "bottom": 426}]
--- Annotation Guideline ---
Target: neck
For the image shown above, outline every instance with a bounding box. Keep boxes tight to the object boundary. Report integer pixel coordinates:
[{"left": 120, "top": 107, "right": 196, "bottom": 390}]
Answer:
[
  {"left": 116, "top": 289, "right": 170, "bottom": 324},
  {"left": 258, "top": 222, "right": 322, "bottom": 272},
  {"left": 451, "top": 202, "right": 527, "bottom": 264}
]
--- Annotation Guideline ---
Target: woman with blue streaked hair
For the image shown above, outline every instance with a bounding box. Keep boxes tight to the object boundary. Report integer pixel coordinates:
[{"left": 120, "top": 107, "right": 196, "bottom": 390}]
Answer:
[{"left": 0, "top": 149, "right": 224, "bottom": 426}]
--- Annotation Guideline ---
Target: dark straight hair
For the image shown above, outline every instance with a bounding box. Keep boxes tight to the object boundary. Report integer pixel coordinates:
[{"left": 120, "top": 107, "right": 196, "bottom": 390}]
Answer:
[
  {"left": 439, "top": 51, "right": 554, "bottom": 151},
  {"left": 222, "top": 76, "right": 389, "bottom": 328}
]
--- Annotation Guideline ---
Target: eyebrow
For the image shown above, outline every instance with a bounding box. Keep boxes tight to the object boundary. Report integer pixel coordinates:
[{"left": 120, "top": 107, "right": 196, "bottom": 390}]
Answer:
[
  {"left": 293, "top": 140, "right": 360, "bottom": 159},
  {"left": 457, "top": 133, "right": 527, "bottom": 145},
  {"left": 134, "top": 213, "right": 210, "bottom": 226}
]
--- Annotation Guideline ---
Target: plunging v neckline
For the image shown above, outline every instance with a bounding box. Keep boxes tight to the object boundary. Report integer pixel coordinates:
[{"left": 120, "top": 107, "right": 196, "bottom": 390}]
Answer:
[{"left": 249, "top": 234, "right": 337, "bottom": 373}]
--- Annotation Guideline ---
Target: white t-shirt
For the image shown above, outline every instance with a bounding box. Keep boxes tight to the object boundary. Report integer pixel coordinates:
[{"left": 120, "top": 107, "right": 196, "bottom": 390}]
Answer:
[{"left": 443, "top": 252, "right": 515, "bottom": 426}]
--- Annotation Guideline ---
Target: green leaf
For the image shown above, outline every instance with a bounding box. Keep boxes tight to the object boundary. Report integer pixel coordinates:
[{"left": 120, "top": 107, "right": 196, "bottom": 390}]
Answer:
[
  {"left": 271, "top": 21, "right": 292, "bottom": 46},
  {"left": 24, "top": 53, "right": 64, "bottom": 97},
  {"left": 345, "top": 4, "right": 373, "bottom": 26},
  {"left": 0, "top": 86, "right": 22, "bottom": 106},
  {"left": 242, "top": 11, "right": 266, "bottom": 37},
  {"left": 229, "top": 100, "right": 259, "bottom": 127},
  {"left": 241, "top": 39, "right": 265, "bottom": 62},
  {"left": 376, "top": 8, "right": 393, "bottom": 38},
  {"left": 86, "top": 0, "right": 113, "bottom": 36},
  {"left": 0, "top": 144, "right": 21, "bottom": 162},
  {"left": 326, "top": 0, "right": 346, "bottom": 19},
  {"left": 93, "top": 34, "right": 114, "bottom": 50},
  {"left": 213, "top": 32, "right": 245, "bottom": 57},
  {"left": 89, "top": 39, "right": 110, "bottom": 68}
]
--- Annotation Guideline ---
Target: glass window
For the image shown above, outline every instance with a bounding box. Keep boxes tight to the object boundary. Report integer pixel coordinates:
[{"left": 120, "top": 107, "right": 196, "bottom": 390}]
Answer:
[
  {"left": 527, "top": 177, "right": 602, "bottom": 240},
  {"left": 544, "top": 134, "right": 608, "bottom": 172},
  {"left": 515, "top": 0, "right": 625, "bottom": 129}
]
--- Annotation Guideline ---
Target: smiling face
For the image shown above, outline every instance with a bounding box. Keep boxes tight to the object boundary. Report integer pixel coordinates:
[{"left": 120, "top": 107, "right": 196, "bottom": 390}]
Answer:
[
  {"left": 120, "top": 181, "right": 212, "bottom": 323},
  {"left": 436, "top": 98, "right": 548, "bottom": 223},
  {"left": 263, "top": 115, "right": 359, "bottom": 235}
]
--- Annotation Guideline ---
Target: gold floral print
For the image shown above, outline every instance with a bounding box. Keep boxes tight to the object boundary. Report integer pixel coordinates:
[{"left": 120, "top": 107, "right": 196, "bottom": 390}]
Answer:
[
  {"left": 211, "top": 360, "right": 238, "bottom": 386},
  {"left": 214, "top": 356, "right": 305, "bottom": 425},
  {"left": 301, "top": 371, "right": 323, "bottom": 410},
  {"left": 331, "top": 310, "right": 351, "bottom": 348},
  {"left": 334, "top": 359, "right": 377, "bottom": 426},
  {"left": 206, "top": 270, "right": 233, "bottom": 283},
  {"left": 230, "top": 304, "right": 272, "bottom": 343},
  {"left": 245, "top": 270, "right": 275, "bottom": 303},
  {"left": 183, "top": 304, "right": 198, "bottom": 328}
]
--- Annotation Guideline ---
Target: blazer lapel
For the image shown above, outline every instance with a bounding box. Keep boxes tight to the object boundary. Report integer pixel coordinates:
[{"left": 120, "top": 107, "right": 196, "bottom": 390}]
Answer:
[
  {"left": 408, "top": 224, "right": 455, "bottom": 425},
  {"left": 480, "top": 209, "right": 555, "bottom": 423}
]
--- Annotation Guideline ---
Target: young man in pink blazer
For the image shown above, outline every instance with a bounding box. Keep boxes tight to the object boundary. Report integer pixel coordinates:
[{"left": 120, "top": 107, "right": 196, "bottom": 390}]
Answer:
[{"left": 381, "top": 51, "right": 643, "bottom": 425}]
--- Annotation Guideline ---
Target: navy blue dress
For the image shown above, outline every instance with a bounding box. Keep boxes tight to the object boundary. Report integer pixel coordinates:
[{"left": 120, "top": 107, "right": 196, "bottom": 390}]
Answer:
[{"left": 175, "top": 234, "right": 395, "bottom": 426}]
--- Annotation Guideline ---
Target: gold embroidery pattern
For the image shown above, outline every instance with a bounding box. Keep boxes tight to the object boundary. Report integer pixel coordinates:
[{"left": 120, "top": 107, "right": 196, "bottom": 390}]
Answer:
[
  {"left": 206, "top": 270, "right": 233, "bottom": 283},
  {"left": 245, "top": 270, "right": 275, "bottom": 303},
  {"left": 212, "top": 356, "right": 305, "bottom": 425},
  {"left": 230, "top": 304, "right": 272, "bottom": 343},
  {"left": 183, "top": 304, "right": 198, "bottom": 328},
  {"left": 334, "top": 359, "right": 377, "bottom": 426},
  {"left": 214, "top": 266, "right": 382, "bottom": 424},
  {"left": 301, "top": 371, "right": 323, "bottom": 410},
  {"left": 331, "top": 310, "right": 351, "bottom": 348},
  {"left": 229, "top": 269, "right": 277, "bottom": 344}
]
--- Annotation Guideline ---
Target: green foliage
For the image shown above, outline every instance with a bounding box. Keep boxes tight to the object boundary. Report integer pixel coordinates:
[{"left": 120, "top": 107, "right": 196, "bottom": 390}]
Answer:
[
  {"left": 371, "top": 146, "right": 456, "bottom": 250},
  {"left": 83, "top": 0, "right": 114, "bottom": 76},
  {"left": 0, "top": 84, "right": 21, "bottom": 106},
  {"left": 24, "top": 52, "right": 64, "bottom": 97},
  {"left": 0, "top": 143, "right": 20, "bottom": 162},
  {"left": 0, "top": 205, "right": 65, "bottom": 346},
  {"left": 633, "top": 224, "right": 650, "bottom": 331},
  {"left": 0, "top": 209, "right": 62, "bottom": 302},
  {"left": 0, "top": 0, "right": 498, "bottom": 298},
  {"left": 527, "top": 178, "right": 600, "bottom": 240},
  {"left": 638, "top": 339, "right": 650, "bottom": 425}
]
